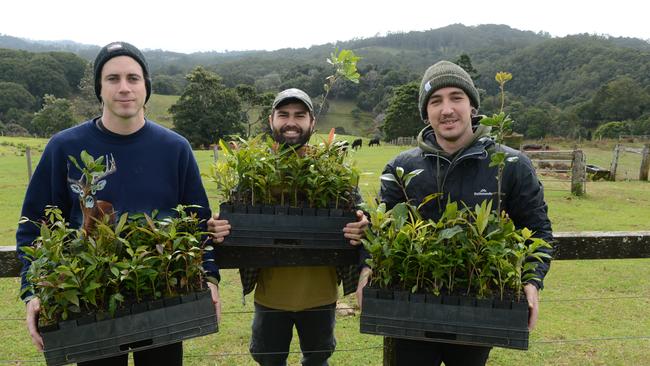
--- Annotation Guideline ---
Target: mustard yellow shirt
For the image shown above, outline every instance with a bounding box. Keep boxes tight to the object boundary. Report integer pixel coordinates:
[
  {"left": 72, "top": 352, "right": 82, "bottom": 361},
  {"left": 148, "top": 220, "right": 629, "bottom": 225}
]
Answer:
[{"left": 254, "top": 266, "right": 338, "bottom": 311}]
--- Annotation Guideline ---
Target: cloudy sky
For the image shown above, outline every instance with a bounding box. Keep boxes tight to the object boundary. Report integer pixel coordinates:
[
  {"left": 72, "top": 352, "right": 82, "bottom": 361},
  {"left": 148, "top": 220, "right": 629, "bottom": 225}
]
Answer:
[{"left": 2, "top": 0, "right": 648, "bottom": 53}]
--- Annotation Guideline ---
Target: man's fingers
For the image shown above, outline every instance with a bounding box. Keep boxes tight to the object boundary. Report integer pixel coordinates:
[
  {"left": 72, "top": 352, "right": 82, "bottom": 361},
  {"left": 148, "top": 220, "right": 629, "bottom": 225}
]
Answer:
[{"left": 26, "top": 298, "right": 44, "bottom": 352}]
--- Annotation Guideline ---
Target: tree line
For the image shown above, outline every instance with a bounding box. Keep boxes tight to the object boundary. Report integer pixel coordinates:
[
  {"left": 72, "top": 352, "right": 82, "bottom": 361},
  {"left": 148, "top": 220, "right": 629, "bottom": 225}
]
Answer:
[{"left": 1, "top": 24, "right": 650, "bottom": 143}]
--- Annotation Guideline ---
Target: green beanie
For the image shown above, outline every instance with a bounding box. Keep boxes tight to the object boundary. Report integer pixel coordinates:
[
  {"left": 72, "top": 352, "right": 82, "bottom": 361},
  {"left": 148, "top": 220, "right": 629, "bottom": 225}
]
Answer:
[{"left": 418, "top": 60, "right": 480, "bottom": 121}]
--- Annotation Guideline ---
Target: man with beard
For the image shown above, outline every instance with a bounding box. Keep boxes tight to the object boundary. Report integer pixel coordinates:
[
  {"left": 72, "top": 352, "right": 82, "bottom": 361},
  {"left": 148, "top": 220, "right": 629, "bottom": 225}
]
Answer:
[{"left": 208, "top": 88, "right": 370, "bottom": 366}]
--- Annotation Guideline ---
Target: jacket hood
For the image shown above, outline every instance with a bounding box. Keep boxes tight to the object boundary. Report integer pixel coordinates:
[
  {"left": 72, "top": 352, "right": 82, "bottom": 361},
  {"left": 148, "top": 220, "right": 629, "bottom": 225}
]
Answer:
[{"left": 416, "top": 115, "right": 492, "bottom": 155}]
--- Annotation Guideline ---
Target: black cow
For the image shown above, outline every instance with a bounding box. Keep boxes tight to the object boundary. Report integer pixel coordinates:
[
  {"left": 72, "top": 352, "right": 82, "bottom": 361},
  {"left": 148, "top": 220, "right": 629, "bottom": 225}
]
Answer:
[
  {"left": 351, "top": 138, "right": 362, "bottom": 150},
  {"left": 368, "top": 138, "right": 380, "bottom": 147}
]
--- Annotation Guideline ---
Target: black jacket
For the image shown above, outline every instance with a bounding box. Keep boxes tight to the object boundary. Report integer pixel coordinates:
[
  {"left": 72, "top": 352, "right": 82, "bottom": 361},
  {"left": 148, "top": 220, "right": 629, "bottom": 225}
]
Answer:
[{"left": 380, "top": 122, "right": 553, "bottom": 288}]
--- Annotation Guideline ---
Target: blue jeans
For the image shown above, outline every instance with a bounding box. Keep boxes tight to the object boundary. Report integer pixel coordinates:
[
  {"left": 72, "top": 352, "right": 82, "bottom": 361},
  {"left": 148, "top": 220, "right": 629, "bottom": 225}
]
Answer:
[
  {"left": 250, "top": 302, "right": 336, "bottom": 366},
  {"left": 389, "top": 338, "right": 491, "bottom": 366}
]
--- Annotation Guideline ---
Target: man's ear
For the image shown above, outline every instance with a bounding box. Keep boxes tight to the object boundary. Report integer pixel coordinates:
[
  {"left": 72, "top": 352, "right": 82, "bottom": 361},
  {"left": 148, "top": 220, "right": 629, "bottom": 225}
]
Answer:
[{"left": 268, "top": 114, "right": 273, "bottom": 129}]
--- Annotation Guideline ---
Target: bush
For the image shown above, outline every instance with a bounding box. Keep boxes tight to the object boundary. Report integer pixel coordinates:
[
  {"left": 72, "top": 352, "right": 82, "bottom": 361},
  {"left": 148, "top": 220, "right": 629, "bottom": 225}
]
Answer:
[
  {"left": 21, "top": 152, "right": 211, "bottom": 326},
  {"left": 4, "top": 123, "right": 30, "bottom": 137},
  {"left": 210, "top": 133, "right": 359, "bottom": 209},
  {"left": 594, "top": 121, "right": 629, "bottom": 139},
  {"left": 362, "top": 170, "right": 551, "bottom": 300}
]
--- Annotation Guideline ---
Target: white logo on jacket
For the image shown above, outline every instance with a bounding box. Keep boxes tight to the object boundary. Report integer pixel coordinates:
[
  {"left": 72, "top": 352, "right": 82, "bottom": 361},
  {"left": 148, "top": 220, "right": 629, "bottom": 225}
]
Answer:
[{"left": 473, "top": 189, "right": 493, "bottom": 197}]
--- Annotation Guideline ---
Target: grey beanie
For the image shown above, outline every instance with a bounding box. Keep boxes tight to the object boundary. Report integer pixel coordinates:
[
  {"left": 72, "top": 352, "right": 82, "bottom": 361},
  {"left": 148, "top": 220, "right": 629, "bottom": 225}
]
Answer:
[
  {"left": 418, "top": 60, "right": 480, "bottom": 121},
  {"left": 93, "top": 41, "right": 152, "bottom": 103}
]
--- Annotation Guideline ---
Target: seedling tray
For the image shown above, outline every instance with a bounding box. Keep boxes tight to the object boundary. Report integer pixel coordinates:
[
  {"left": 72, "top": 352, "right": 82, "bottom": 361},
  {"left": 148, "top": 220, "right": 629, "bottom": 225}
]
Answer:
[
  {"left": 360, "top": 287, "right": 529, "bottom": 350},
  {"left": 40, "top": 290, "right": 217, "bottom": 365},
  {"left": 214, "top": 203, "right": 359, "bottom": 268}
]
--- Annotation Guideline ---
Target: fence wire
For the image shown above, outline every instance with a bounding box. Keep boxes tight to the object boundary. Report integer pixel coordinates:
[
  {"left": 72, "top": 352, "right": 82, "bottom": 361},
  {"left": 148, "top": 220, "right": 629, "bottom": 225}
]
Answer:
[
  {"left": 1, "top": 293, "right": 649, "bottom": 323},
  {"left": 0, "top": 294, "right": 649, "bottom": 322},
  {"left": 3, "top": 336, "right": 650, "bottom": 364}
]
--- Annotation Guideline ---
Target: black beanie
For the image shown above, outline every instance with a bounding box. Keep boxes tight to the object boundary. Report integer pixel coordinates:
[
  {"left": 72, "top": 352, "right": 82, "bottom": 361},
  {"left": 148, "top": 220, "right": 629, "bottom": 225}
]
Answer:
[{"left": 93, "top": 41, "right": 152, "bottom": 103}]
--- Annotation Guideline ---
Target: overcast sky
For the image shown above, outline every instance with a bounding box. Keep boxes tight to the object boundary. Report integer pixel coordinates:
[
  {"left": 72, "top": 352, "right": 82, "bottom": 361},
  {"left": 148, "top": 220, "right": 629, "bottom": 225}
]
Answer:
[{"left": 2, "top": 0, "right": 648, "bottom": 53}]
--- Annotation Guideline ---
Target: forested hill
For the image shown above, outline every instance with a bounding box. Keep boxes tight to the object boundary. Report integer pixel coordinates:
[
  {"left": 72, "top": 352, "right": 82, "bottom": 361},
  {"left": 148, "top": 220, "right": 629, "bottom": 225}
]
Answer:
[{"left": 2, "top": 24, "right": 650, "bottom": 139}]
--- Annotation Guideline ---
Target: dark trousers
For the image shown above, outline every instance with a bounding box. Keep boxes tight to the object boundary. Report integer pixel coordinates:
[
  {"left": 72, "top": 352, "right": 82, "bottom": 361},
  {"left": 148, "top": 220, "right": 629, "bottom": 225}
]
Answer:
[
  {"left": 388, "top": 338, "right": 491, "bottom": 366},
  {"left": 250, "top": 302, "right": 336, "bottom": 366},
  {"left": 77, "top": 342, "right": 183, "bottom": 366}
]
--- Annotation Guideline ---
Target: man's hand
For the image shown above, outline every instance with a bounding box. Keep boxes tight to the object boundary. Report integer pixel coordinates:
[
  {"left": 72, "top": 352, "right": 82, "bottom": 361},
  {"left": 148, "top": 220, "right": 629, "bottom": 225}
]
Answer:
[
  {"left": 207, "top": 213, "right": 231, "bottom": 244},
  {"left": 355, "top": 267, "right": 372, "bottom": 311},
  {"left": 207, "top": 282, "right": 221, "bottom": 323},
  {"left": 343, "top": 210, "right": 369, "bottom": 246},
  {"left": 26, "top": 297, "right": 43, "bottom": 352},
  {"left": 524, "top": 283, "right": 539, "bottom": 331}
]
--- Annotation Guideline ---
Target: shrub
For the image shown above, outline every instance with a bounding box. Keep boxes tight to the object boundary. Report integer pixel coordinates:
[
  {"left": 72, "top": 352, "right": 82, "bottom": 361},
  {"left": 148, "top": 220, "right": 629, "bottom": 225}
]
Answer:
[
  {"left": 20, "top": 152, "right": 211, "bottom": 326},
  {"left": 210, "top": 132, "right": 359, "bottom": 209}
]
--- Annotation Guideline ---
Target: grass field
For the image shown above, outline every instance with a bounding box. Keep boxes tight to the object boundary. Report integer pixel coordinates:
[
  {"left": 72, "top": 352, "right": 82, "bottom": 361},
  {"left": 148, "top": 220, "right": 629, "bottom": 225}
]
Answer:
[
  {"left": 144, "top": 94, "right": 179, "bottom": 129},
  {"left": 1, "top": 135, "right": 649, "bottom": 365},
  {"left": 317, "top": 100, "right": 376, "bottom": 137}
]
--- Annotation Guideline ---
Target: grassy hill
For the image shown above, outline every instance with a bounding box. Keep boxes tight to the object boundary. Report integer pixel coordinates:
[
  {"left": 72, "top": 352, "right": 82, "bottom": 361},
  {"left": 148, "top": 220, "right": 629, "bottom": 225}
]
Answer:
[{"left": 145, "top": 94, "right": 179, "bottom": 128}]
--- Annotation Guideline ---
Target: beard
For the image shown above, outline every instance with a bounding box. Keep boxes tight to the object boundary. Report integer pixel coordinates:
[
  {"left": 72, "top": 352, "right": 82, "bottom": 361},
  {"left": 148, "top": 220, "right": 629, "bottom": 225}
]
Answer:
[{"left": 272, "top": 125, "right": 312, "bottom": 147}]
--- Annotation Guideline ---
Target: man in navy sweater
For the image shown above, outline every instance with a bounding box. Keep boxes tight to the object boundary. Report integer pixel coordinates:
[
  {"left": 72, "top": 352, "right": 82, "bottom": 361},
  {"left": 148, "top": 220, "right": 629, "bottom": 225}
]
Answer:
[{"left": 16, "top": 41, "right": 220, "bottom": 365}]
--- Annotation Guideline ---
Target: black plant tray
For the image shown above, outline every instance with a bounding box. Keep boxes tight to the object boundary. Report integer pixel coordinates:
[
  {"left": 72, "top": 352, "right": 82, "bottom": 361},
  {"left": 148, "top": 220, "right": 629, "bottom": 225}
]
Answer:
[
  {"left": 360, "top": 287, "right": 529, "bottom": 350},
  {"left": 214, "top": 203, "right": 359, "bottom": 268},
  {"left": 40, "top": 290, "right": 217, "bottom": 365}
]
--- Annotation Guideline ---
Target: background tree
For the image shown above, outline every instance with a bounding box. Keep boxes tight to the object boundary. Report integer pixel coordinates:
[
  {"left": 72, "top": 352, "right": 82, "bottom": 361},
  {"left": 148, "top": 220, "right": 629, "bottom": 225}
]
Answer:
[
  {"left": 71, "top": 63, "right": 100, "bottom": 120},
  {"left": 381, "top": 82, "right": 421, "bottom": 141},
  {"left": 454, "top": 54, "right": 481, "bottom": 81},
  {"left": 594, "top": 121, "right": 629, "bottom": 139},
  {"left": 170, "top": 67, "right": 244, "bottom": 148},
  {"left": 580, "top": 77, "right": 650, "bottom": 124},
  {"left": 0, "top": 82, "right": 35, "bottom": 116},
  {"left": 48, "top": 52, "right": 87, "bottom": 91},
  {"left": 517, "top": 106, "right": 552, "bottom": 138},
  {"left": 31, "top": 94, "right": 76, "bottom": 137},
  {"left": 3, "top": 108, "right": 33, "bottom": 131},
  {"left": 153, "top": 74, "right": 183, "bottom": 95},
  {"left": 24, "top": 54, "right": 72, "bottom": 98},
  {"left": 3, "top": 123, "right": 30, "bottom": 137},
  {"left": 234, "top": 85, "right": 274, "bottom": 137}
]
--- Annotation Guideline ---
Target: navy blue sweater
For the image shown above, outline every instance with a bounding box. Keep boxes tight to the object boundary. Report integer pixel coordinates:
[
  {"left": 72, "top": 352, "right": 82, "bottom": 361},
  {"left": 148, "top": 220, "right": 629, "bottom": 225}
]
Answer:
[{"left": 16, "top": 119, "right": 218, "bottom": 295}]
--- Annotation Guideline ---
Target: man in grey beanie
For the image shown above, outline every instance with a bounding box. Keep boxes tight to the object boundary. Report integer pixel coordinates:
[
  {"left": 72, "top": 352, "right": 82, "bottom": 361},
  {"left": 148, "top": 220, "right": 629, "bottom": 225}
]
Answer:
[{"left": 373, "top": 60, "right": 553, "bottom": 365}]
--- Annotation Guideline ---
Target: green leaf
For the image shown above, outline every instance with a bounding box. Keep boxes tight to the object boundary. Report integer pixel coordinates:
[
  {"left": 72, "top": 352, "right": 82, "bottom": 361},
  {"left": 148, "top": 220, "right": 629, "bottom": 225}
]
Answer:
[
  {"left": 380, "top": 173, "right": 397, "bottom": 183},
  {"left": 62, "top": 290, "right": 80, "bottom": 306},
  {"left": 80, "top": 150, "right": 94, "bottom": 169},
  {"left": 403, "top": 169, "right": 424, "bottom": 187}
]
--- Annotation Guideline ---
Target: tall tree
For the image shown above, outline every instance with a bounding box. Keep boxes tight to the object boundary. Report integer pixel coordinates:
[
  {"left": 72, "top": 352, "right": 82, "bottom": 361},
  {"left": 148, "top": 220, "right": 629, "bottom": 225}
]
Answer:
[
  {"left": 381, "top": 82, "right": 421, "bottom": 141},
  {"left": 170, "top": 67, "right": 244, "bottom": 148},
  {"left": 587, "top": 77, "right": 649, "bottom": 123},
  {"left": 31, "top": 94, "right": 76, "bottom": 137},
  {"left": 236, "top": 84, "right": 274, "bottom": 137},
  {"left": 71, "top": 63, "right": 100, "bottom": 120},
  {"left": 0, "top": 82, "right": 35, "bottom": 115},
  {"left": 454, "top": 54, "right": 480, "bottom": 81}
]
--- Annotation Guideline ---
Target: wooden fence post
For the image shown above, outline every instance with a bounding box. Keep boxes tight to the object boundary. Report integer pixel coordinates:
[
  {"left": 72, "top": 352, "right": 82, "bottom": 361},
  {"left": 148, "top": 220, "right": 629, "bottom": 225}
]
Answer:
[
  {"left": 640, "top": 144, "right": 650, "bottom": 181},
  {"left": 213, "top": 144, "right": 219, "bottom": 162},
  {"left": 26, "top": 146, "right": 33, "bottom": 182},
  {"left": 571, "top": 149, "right": 586, "bottom": 196},
  {"left": 609, "top": 144, "right": 620, "bottom": 181}
]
